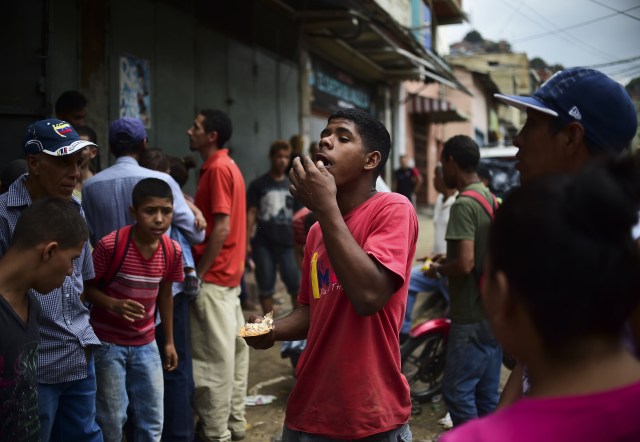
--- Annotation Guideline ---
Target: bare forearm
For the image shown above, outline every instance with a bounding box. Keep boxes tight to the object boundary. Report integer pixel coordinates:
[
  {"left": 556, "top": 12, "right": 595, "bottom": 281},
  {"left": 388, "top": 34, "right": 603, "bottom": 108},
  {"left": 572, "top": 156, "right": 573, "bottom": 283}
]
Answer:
[
  {"left": 273, "top": 305, "right": 311, "bottom": 341},
  {"left": 316, "top": 207, "right": 395, "bottom": 316},
  {"left": 438, "top": 258, "right": 473, "bottom": 277},
  {"left": 157, "top": 284, "right": 174, "bottom": 345},
  {"left": 246, "top": 209, "right": 256, "bottom": 247},
  {"left": 85, "top": 284, "right": 116, "bottom": 311},
  {"left": 437, "top": 240, "right": 474, "bottom": 277},
  {"left": 197, "top": 227, "right": 228, "bottom": 278}
]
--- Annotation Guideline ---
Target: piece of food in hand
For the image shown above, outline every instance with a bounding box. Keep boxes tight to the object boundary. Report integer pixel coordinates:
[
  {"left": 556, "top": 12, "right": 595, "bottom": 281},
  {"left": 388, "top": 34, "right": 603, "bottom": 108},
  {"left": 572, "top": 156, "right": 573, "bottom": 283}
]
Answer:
[
  {"left": 239, "top": 311, "right": 274, "bottom": 337},
  {"left": 421, "top": 258, "right": 432, "bottom": 272}
]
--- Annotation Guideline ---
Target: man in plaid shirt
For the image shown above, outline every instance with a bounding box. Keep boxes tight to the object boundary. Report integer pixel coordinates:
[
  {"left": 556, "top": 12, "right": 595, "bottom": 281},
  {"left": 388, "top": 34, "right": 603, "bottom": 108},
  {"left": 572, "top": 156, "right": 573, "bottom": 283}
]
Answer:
[{"left": 0, "top": 119, "right": 102, "bottom": 441}]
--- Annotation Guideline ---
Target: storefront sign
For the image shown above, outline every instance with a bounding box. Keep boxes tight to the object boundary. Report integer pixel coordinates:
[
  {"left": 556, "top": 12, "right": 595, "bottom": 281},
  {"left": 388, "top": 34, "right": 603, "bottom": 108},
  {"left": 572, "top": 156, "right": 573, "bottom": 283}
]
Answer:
[{"left": 310, "top": 57, "right": 375, "bottom": 113}]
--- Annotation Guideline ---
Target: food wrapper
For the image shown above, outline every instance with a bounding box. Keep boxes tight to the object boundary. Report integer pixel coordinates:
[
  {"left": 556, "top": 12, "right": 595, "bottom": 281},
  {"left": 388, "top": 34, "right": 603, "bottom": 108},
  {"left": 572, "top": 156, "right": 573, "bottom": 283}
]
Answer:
[{"left": 239, "top": 311, "right": 274, "bottom": 337}]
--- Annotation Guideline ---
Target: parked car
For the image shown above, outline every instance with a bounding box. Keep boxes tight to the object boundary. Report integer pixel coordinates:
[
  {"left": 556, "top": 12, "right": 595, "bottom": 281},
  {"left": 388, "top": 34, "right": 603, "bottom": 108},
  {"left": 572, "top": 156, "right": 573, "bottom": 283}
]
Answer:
[{"left": 479, "top": 145, "right": 519, "bottom": 199}]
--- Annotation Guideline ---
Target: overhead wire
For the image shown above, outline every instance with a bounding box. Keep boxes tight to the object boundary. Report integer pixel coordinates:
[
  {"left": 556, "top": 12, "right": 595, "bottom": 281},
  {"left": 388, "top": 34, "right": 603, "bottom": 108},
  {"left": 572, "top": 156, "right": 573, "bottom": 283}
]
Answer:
[
  {"left": 589, "top": 0, "right": 640, "bottom": 22},
  {"left": 496, "top": 0, "right": 614, "bottom": 63},
  {"left": 518, "top": 2, "right": 615, "bottom": 61},
  {"left": 513, "top": 5, "right": 640, "bottom": 43}
]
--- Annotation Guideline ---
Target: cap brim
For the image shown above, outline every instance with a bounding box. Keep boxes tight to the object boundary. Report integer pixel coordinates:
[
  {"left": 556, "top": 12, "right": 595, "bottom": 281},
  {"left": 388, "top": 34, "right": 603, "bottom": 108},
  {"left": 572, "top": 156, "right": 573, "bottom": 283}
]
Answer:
[
  {"left": 41, "top": 140, "right": 97, "bottom": 156},
  {"left": 494, "top": 93, "right": 558, "bottom": 117}
]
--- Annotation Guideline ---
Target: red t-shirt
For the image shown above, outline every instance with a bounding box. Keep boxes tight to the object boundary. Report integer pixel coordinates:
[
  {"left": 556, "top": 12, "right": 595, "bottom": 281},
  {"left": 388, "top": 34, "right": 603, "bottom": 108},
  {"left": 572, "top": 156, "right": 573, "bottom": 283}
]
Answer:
[
  {"left": 90, "top": 230, "right": 184, "bottom": 345},
  {"left": 292, "top": 207, "right": 311, "bottom": 247},
  {"left": 440, "top": 379, "right": 640, "bottom": 442},
  {"left": 286, "top": 192, "right": 418, "bottom": 439},
  {"left": 193, "top": 149, "right": 247, "bottom": 287}
]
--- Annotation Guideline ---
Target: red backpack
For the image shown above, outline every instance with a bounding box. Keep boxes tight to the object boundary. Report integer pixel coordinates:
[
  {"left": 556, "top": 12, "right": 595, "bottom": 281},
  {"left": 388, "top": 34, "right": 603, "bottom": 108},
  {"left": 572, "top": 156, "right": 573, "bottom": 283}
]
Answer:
[
  {"left": 102, "top": 225, "right": 177, "bottom": 287},
  {"left": 458, "top": 189, "right": 499, "bottom": 289}
]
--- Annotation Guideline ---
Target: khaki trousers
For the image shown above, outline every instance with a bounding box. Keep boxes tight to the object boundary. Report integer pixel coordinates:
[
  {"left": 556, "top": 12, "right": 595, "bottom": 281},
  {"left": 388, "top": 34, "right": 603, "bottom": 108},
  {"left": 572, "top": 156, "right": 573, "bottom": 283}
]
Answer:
[{"left": 190, "top": 283, "right": 249, "bottom": 441}]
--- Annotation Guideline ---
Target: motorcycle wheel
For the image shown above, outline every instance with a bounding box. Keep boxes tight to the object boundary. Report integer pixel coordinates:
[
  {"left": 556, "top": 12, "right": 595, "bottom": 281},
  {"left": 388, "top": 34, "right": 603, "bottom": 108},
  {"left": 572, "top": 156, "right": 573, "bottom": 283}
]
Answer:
[{"left": 400, "top": 331, "right": 447, "bottom": 402}]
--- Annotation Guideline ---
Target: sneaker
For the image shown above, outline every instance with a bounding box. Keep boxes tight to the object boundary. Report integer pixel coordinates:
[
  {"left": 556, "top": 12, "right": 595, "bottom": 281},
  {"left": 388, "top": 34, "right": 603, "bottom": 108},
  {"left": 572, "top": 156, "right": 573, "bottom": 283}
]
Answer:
[
  {"left": 437, "top": 412, "right": 453, "bottom": 429},
  {"left": 231, "top": 431, "right": 246, "bottom": 441}
]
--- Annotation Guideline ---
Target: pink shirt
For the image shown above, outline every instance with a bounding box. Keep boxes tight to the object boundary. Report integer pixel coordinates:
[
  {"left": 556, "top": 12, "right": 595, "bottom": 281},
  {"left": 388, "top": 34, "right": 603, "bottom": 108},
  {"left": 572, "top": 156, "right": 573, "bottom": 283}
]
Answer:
[
  {"left": 441, "top": 380, "right": 640, "bottom": 442},
  {"left": 285, "top": 192, "right": 418, "bottom": 439}
]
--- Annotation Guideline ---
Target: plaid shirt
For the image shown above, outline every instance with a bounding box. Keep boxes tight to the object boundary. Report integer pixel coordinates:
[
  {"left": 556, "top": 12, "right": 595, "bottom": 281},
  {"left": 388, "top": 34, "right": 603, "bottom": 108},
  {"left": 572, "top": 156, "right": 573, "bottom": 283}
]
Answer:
[{"left": 0, "top": 175, "right": 99, "bottom": 384}]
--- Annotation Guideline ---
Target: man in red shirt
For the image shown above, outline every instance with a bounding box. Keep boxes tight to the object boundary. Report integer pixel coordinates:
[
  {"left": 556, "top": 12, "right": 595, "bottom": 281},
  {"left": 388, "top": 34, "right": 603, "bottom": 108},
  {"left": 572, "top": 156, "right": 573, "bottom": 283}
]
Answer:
[
  {"left": 245, "top": 108, "right": 418, "bottom": 441},
  {"left": 187, "top": 109, "right": 249, "bottom": 442}
]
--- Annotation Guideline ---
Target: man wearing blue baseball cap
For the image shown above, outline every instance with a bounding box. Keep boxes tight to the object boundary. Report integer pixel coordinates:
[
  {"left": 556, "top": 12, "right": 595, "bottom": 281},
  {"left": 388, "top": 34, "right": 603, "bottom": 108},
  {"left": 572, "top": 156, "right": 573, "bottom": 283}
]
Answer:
[
  {"left": 495, "top": 67, "right": 637, "bottom": 184},
  {"left": 0, "top": 118, "right": 103, "bottom": 441},
  {"left": 494, "top": 68, "right": 639, "bottom": 407},
  {"left": 82, "top": 117, "right": 204, "bottom": 247}
]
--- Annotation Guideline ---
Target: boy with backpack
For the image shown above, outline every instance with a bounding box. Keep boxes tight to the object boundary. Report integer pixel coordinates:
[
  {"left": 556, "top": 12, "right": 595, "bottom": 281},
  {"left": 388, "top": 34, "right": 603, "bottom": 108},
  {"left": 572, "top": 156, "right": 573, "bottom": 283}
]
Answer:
[
  {"left": 0, "top": 197, "right": 89, "bottom": 441},
  {"left": 85, "top": 178, "right": 184, "bottom": 442}
]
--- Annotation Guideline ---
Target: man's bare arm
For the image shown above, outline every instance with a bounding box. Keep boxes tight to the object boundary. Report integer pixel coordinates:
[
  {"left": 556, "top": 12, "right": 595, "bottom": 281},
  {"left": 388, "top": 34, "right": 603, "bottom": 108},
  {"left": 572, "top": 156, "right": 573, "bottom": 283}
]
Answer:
[{"left": 196, "top": 213, "right": 230, "bottom": 279}]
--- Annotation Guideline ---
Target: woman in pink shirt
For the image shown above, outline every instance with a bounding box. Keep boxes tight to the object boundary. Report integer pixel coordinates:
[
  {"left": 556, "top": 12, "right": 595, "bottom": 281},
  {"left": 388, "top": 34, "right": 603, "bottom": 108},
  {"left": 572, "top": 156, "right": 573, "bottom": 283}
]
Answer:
[{"left": 442, "top": 156, "right": 640, "bottom": 442}]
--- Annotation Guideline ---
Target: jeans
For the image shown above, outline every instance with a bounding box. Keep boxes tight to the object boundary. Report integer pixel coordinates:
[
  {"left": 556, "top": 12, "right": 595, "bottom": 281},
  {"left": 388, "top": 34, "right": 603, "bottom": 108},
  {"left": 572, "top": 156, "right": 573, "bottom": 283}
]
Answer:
[
  {"left": 441, "top": 320, "right": 502, "bottom": 427},
  {"left": 38, "top": 355, "right": 103, "bottom": 442},
  {"left": 402, "top": 266, "right": 450, "bottom": 335},
  {"left": 94, "top": 340, "right": 164, "bottom": 442},
  {"left": 253, "top": 243, "right": 300, "bottom": 297},
  {"left": 156, "top": 293, "right": 195, "bottom": 441},
  {"left": 282, "top": 423, "right": 412, "bottom": 441}
]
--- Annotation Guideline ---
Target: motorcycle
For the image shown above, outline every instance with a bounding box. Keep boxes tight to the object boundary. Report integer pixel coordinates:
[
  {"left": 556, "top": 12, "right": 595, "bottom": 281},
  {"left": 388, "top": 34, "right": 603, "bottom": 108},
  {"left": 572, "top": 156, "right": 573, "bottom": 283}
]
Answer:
[
  {"left": 400, "top": 290, "right": 516, "bottom": 406},
  {"left": 401, "top": 314, "right": 450, "bottom": 402}
]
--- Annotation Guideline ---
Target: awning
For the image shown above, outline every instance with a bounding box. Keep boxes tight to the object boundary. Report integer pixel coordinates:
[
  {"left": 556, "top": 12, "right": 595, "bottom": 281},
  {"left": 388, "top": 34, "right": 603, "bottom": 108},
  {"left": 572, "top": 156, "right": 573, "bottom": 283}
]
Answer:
[
  {"left": 406, "top": 94, "right": 468, "bottom": 123},
  {"left": 266, "top": 0, "right": 470, "bottom": 93}
]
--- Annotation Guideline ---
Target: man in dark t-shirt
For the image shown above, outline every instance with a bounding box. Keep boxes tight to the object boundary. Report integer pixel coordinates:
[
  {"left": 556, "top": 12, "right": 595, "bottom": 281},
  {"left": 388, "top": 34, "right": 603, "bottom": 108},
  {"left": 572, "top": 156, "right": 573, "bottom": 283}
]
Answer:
[
  {"left": 247, "top": 140, "right": 303, "bottom": 314},
  {"left": 393, "top": 154, "right": 422, "bottom": 206},
  {"left": 0, "top": 198, "right": 89, "bottom": 442},
  {"left": 0, "top": 292, "right": 40, "bottom": 441}
]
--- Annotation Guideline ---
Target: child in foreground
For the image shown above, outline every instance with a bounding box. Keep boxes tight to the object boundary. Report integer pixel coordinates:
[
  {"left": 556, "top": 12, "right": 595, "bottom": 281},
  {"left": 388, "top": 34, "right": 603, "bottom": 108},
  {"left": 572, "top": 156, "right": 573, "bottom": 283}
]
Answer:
[
  {"left": 0, "top": 197, "right": 88, "bottom": 441},
  {"left": 441, "top": 157, "right": 640, "bottom": 441},
  {"left": 86, "top": 178, "right": 184, "bottom": 442}
]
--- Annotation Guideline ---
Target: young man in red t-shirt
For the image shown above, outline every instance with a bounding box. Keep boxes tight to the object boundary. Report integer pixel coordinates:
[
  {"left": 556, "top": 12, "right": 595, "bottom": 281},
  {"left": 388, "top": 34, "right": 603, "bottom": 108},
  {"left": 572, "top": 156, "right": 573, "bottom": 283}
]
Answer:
[
  {"left": 85, "top": 178, "right": 183, "bottom": 442},
  {"left": 187, "top": 109, "right": 249, "bottom": 442},
  {"left": 245, "top": 108, "right": 418, "bottom": 441}
]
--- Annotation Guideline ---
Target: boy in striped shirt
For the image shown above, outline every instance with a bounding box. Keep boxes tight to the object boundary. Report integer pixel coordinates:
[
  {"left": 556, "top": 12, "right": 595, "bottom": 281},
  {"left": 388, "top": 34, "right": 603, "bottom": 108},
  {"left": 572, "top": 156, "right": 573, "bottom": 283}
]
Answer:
[{"left": 85, "top": 178, "right": 183, "bottom": 442}]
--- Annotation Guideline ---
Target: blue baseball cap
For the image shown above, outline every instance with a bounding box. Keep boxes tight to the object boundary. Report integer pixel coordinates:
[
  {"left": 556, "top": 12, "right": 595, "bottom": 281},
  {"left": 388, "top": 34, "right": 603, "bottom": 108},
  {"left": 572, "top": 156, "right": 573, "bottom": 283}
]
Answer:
[
  {"left": 109, "top": 117, "right": 147, "bottom": 146},
  {"left": 495, "top": 68, "right": 637, "bottom": 154},
  {"left": 23, "top": 119, "right": 96, "bottom": 156}
]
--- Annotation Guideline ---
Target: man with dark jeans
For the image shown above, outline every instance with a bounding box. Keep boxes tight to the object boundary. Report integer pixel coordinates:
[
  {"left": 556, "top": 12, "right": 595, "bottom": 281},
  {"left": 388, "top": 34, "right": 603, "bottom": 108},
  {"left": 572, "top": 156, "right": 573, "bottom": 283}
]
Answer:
[
  {"left": 426, "top": 135, "right": 502, "bottom": 427},
  {"left": 247, "top": 140, "right": 303, "bottom": 314}
]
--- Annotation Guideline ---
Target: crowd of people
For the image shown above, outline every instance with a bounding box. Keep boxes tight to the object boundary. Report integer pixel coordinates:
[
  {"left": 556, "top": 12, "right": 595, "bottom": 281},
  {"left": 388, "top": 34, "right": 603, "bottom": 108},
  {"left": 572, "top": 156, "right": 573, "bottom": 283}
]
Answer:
[{"left": 1, "top": 65, "right": 639, "bottom": 442}]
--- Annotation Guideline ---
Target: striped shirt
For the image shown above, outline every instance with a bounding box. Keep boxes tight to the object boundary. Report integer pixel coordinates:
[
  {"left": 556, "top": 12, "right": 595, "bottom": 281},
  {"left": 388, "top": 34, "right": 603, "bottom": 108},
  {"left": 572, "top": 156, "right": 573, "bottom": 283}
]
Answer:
[
  {"left": 0, "top": 175, "right": 99, "bottom": 384},
  {"left": 81, "top": 156, "right": 205, "bottom": 247},
  {"left": 90, "top": 230, "right": 184, "bottom": 345}
]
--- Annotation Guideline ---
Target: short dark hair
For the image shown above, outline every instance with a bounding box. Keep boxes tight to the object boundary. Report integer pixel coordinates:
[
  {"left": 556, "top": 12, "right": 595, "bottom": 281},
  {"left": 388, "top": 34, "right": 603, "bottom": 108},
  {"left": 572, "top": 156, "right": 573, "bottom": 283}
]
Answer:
[
  {"left": 199, "top": 109, "right": 233, "bottom": 148},
  {"left": 269, "top": 140, "right": 291, "bottom": 157},
  {"left": 132, "top": 178, "right": 173, "bottom": 208},
  {"left": 489, "top": 156, "right": 640, "bottom": 358},
  {"left": 111, "top": 140, "right": 145, "bottom": 157},
  {"left": 11, "top": 197, "right": 88, "bottom": 250},
  {"left": 140, "top": 148, "right": 169, "bottom": 173},
  {"left": 476, "top": 163, "right": 491, "bottom": 182},
  {"left": 169, "top": 156, "right": 197, "bottom": 188},
  {"left": 55, "top": 91, "right": 87, "bottom": 116},
  {"left": 441, "top": 135, "right": 480, "bottom": 172},
  {"left": 75, "top": 125, "right": 97, "bottom": 144},
  {"left": 328, "top": 109, "right": 390, "bottom": 175}
]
